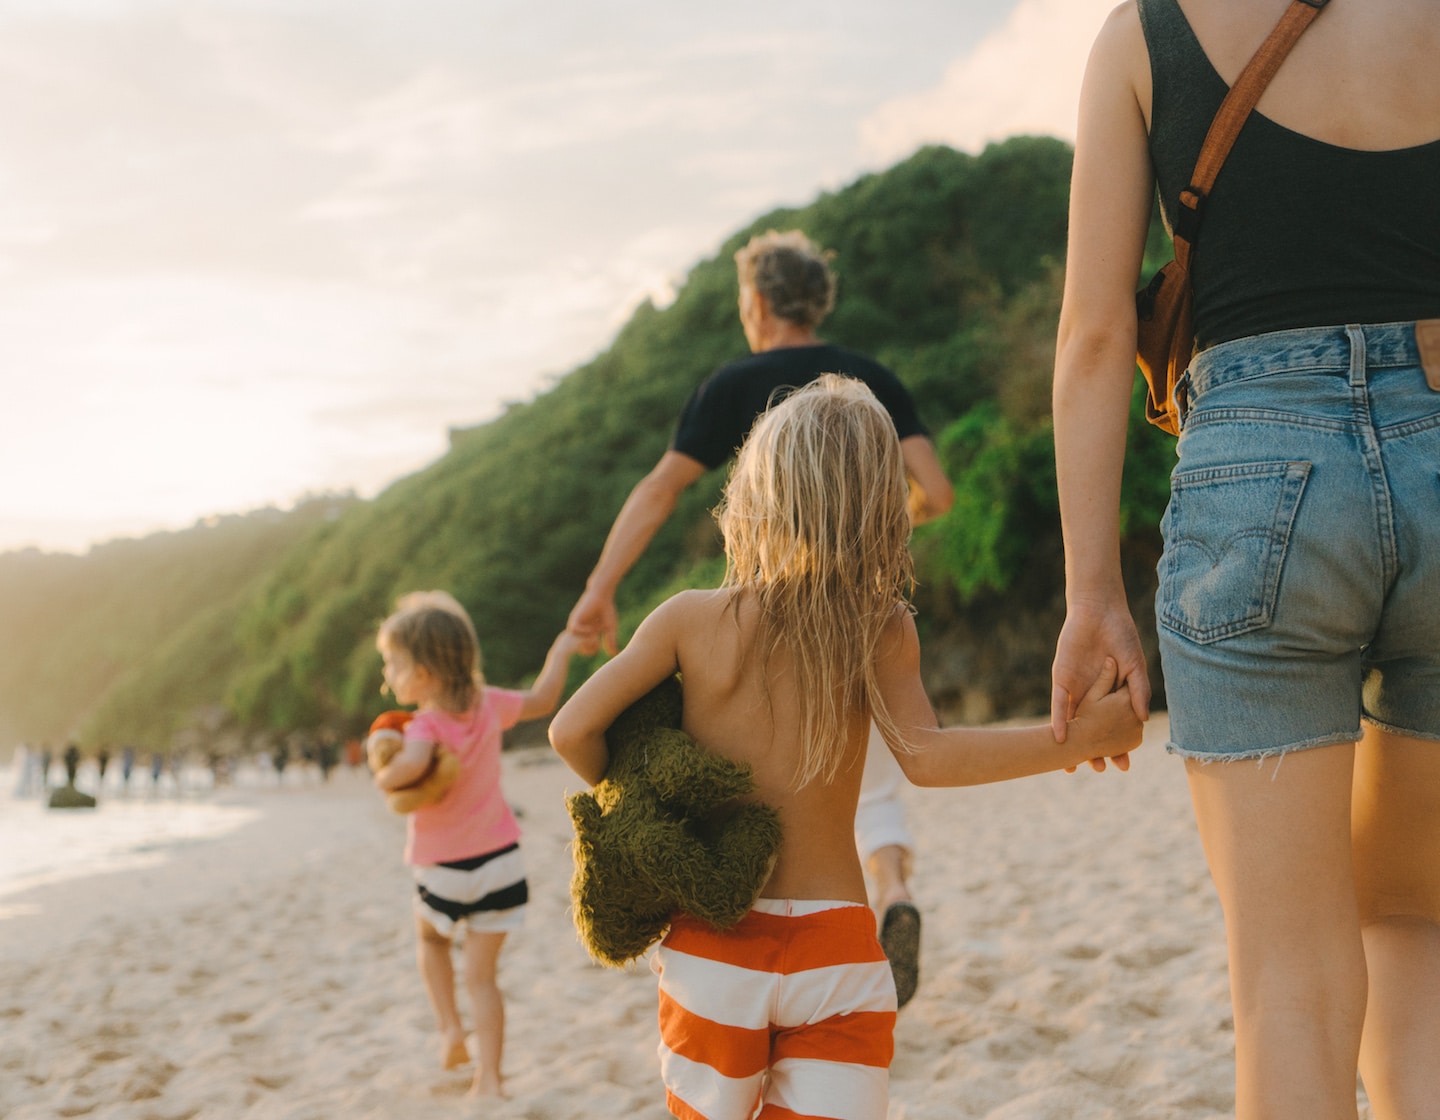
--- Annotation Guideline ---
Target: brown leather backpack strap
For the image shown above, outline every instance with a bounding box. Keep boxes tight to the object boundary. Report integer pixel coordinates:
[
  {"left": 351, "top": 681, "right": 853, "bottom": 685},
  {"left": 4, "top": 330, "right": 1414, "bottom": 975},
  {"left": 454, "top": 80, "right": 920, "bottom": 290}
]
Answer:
[
  {"left": 1417, "top": 319, "right": 1440, "bottom": 391},
  {"left": 1172, "top": 0, "right": 1330, "bottom": 266}
]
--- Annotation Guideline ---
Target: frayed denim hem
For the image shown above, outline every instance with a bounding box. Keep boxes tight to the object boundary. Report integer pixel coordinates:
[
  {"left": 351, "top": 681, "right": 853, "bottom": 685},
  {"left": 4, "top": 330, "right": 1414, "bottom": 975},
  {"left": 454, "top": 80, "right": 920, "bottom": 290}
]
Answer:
[
  {"left": 1165, "top": 728, "right": 1362, "bottom": 764},
  {"left": 1361, "top": 716, "right": 1440, "bottom": 743}
]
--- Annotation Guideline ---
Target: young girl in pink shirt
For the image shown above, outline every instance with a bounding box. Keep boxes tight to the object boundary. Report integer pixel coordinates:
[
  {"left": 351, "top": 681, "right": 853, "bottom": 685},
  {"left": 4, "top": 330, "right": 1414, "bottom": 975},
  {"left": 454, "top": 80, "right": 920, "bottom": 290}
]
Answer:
[{"left": 372, "top": 590, "right": 584, "bottom": 1098}]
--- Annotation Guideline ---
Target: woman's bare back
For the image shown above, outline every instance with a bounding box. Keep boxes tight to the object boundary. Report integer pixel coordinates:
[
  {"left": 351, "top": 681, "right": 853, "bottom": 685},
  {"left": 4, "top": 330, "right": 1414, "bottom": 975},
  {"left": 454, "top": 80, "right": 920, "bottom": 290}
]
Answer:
[
  {"left": 1150, "top": 0, "right": 1440, "bottom": 151},
  {"left": 671, "top": 588, "right": 875, "bottom": 904}
]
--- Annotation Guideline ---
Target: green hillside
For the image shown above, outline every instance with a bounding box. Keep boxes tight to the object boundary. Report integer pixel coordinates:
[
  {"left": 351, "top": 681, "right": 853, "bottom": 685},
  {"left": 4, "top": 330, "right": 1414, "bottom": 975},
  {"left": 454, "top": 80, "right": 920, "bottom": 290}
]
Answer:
[
  {"left": 0, "top": 138, "right": 1175, "bottom": 755},
  {"left": 0, "top": 497, "right": 355, "bottom": 749}
]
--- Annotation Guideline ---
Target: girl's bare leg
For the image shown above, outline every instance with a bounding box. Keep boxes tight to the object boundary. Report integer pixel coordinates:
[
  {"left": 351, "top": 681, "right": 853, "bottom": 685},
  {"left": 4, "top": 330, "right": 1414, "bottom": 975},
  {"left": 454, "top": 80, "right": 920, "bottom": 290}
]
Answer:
[
  {"left": 415, "top": 914, "right": 469, "bottom": 1068},
  {"left": 1186, "top": 744, "right": 1365, "bottom": 1120},
  {"left": 462, "top": 930, "right": 508, "bottom": 1098},
  {"left": 1352, "top": 726, "right": 1440, "bottom": 1120}
]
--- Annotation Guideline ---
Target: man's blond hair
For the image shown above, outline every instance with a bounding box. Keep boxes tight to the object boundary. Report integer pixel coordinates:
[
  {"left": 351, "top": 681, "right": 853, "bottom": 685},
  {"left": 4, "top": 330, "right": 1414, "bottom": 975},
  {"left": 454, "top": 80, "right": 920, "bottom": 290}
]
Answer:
[{"left": 733, "top": 229, "right": 837, "bottom": 330}]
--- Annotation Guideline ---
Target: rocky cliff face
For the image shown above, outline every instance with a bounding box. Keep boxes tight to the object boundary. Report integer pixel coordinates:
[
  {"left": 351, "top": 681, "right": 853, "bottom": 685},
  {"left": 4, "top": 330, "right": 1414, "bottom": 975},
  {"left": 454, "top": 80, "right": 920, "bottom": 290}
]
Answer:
[{"left": 920, "top": 532, "right": 1165, "bottom": 724}]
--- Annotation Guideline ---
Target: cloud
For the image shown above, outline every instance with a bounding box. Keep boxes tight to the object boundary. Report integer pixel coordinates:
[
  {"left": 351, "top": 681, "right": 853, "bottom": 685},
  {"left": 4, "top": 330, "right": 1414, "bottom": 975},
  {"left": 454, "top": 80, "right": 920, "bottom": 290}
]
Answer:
[
  {"left": 860, "top": 0, "right": 1117, "bottom": 161},
  {"left": 0, "top": 0, "right": 1007, "bottom": 553}
]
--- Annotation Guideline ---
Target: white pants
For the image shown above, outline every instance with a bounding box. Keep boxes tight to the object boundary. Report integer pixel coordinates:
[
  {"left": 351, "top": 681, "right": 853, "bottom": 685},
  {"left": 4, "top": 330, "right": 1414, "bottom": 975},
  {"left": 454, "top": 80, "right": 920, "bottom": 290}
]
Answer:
[{"left": 855, "top": 725, "right": 914, "bottom": 865}]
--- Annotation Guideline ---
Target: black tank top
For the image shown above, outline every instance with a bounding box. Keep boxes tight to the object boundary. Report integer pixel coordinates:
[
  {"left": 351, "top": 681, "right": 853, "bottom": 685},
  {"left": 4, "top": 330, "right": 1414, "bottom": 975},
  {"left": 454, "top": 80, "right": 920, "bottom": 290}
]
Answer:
[{"left": 1137, "top": 0, "right": 1440, "bottom": 348}]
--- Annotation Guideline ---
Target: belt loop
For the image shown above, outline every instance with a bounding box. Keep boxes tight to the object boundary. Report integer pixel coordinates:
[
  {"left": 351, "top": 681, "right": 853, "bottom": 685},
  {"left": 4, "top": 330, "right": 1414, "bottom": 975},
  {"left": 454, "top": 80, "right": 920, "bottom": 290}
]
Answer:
[{"left": 1346, "top": 324, "right": 1366, "bottom": 387}]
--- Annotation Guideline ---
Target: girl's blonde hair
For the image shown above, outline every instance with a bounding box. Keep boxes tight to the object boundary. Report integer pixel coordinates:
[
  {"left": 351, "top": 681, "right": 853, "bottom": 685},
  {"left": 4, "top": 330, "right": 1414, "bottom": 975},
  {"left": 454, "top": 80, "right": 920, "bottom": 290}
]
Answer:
[
  {"left": 377, "top": 590, "right": 485, "bottom": 712},
  {"left": 715, "top": 374, "right": 914, "bottom": 787}
]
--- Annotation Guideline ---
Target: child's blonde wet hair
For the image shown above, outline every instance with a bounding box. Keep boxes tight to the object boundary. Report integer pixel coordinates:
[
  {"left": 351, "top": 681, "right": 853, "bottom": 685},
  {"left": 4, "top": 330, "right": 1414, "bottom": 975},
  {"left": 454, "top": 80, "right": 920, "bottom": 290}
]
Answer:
[
  {"left": 377, "top": 590, "right": 485, "bottom": 713},
  {"left": 715, "top": 374, "right": 914, "bottom": 787}
]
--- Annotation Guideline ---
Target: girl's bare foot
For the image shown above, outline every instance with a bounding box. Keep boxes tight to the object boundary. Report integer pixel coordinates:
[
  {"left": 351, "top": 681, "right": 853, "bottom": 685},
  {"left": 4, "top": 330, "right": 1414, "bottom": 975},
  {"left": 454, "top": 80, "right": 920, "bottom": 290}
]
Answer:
[
  {"left": 465, "top": 1071, "right": 504, "bottom": 1099},
  {"left": 441, "top": 1032, "right": 470, "bottom": 1070}
]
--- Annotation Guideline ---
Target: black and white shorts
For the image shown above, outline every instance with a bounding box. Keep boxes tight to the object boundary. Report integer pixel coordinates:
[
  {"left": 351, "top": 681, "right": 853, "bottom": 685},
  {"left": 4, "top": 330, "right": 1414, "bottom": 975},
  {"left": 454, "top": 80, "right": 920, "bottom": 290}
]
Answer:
[{"left": 413, "top": 842, "right": 528, "bottom": 936}]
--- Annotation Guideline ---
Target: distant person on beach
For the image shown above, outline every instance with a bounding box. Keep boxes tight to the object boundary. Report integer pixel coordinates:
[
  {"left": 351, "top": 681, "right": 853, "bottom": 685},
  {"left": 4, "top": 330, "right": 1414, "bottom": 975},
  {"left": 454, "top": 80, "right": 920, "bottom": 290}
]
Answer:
[
  {"left": 372, "top": 590, "right": 586, "bottom": 1098},
  {"left": 121, "top": 745, "right": 135, "bottom": 789},
  {"left": 552, "top": 376, "right": 1143, "bottom": 1120},
  {"left": 1050, "top": 1, "right": 1440, "bottom": 1115},
  {"left": 12, "top": 743, "right": 35, "bottom": 797},
  {"left": 567, "top": 228, "right": 953, "bottom": 1006}
]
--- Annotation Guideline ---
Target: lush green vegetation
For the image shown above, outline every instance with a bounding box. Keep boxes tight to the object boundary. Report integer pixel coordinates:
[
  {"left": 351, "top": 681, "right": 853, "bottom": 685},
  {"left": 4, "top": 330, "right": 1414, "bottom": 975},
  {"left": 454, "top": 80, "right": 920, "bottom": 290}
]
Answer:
[
  {"left": 0, "top": 137, "right": 1176, "bottom": 755},
  {"left": 0, "top": 497, "right": 354, "bottom": 748}
]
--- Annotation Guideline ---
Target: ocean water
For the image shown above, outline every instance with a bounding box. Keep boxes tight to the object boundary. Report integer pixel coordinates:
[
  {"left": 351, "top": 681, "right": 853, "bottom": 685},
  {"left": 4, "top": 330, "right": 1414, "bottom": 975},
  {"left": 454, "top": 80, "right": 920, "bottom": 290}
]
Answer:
[{"left": 0, "top": 761, "right": 263, "bottom": 916}]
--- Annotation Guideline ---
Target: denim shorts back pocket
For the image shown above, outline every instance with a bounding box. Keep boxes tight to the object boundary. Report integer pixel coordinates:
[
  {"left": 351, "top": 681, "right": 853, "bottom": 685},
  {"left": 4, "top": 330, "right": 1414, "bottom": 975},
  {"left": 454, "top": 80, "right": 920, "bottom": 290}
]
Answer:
[{"left": 1159, "top": 460, "right": 1312, "bottom": 644}]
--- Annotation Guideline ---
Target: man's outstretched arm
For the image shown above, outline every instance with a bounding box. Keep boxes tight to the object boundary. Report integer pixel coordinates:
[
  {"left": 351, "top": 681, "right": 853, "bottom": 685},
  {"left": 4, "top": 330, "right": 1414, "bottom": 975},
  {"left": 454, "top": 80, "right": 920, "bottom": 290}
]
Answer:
[
  {"left": 900, "top": 435, "right": 954, "bottom": 527},
  {"left": 567, "top": 450, "right": 707, "bottom": 655}
]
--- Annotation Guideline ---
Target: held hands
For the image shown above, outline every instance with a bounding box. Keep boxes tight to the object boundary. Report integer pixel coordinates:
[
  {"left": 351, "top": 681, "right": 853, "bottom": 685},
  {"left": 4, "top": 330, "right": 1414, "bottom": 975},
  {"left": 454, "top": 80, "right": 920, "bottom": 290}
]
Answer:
[
  {"left": 554, "top": 627, "right": 600, "bottom": 660},
  {"left": 568, "top": 587, "right": 619, "bottom": 658},
  {"left": 1051, "top": 597, "right": 1151, "bottom": 770},
  {"left": 1063, "top": 657, "right": 1145, "bottom": 773}
]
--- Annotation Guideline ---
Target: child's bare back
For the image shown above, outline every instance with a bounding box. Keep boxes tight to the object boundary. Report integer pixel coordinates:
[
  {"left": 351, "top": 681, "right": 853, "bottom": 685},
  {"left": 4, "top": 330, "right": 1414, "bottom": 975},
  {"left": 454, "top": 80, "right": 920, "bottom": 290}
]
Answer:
[
  {"left": 553, "top": 580, "right": 1142, "bottom": 908},
  {"left": 666, "top": 586, "right": 875, "bottom": 904}
]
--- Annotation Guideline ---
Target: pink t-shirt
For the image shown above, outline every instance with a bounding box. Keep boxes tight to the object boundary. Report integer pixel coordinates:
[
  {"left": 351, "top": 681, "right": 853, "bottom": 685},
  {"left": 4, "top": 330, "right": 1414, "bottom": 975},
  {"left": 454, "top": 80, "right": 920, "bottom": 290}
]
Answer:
[{"left": 403, "top": 687, "right": 526, "bottom": 866}]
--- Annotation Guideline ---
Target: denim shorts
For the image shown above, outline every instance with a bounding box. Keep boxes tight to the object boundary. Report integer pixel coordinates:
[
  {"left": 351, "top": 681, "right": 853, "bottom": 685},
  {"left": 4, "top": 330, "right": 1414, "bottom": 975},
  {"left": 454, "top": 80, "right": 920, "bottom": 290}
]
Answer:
[{"left": 1158, "top": 321, "right": 1440, "bottom": 760}]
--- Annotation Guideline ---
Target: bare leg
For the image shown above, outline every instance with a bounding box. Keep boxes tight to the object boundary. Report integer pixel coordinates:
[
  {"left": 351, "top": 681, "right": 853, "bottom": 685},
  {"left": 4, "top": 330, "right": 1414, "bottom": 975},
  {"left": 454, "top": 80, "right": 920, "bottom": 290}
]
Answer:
[
  {"left": 1352, "top": 726, "right": 1440, "bottom": 1119},
  {"left": 857, "top": 727, "right": 921, "bottom": 1007},
  {"left": 856, "top": 726, "right": 915, "bottom": 909},
  {"left": 462, "top": 929, "right": 508, "bottom": 1098},
  {"left": 1186, "top": 744, "right": 1366, "bottom": 1120},
  {"left": 415, "top": 913, "right": 469, "bottom": 1069},
  {"left": 866, "top": 844, "right": 913, "bottom": 911}
]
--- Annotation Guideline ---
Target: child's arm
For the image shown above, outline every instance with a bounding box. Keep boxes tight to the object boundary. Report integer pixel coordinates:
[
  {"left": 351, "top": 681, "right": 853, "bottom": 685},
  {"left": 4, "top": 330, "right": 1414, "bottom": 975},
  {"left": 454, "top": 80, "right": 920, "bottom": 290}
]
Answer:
[
  {"left": 373, "top": 738, "right": 437, "bottom": 791},
  {"left": 875, "top": 609, "right": 1143, "bottom": 787},
  {"left": 548, "top": 594, "right": 687, "bottom": 785},
  {"left": 515, "top": 630, "right": 591, "bottom": 722}
]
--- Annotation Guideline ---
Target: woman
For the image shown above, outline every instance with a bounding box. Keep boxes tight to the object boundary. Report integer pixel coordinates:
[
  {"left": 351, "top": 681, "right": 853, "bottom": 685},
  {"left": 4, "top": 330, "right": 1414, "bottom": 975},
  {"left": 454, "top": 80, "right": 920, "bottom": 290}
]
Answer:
[{"left": 1049, "top": 1, "right": 1440, "bottom": 1117}]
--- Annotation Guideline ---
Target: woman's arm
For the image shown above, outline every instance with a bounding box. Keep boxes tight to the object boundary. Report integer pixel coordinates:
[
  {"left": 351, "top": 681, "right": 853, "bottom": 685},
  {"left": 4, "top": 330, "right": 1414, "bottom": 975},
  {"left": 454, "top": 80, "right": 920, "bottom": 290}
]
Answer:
[
  {"left": 549, "top": 594, "right": 687, "bottom": 785},
  {"left": 1051, "top": 2, "right": 1157, "bottom": 742}
]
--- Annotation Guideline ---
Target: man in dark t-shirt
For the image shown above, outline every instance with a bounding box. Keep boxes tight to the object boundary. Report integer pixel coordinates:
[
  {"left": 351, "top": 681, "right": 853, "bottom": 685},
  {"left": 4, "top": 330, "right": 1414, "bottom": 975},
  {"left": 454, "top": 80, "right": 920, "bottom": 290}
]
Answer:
[
  {"left": 567, "top": 230, "right": 952, "bottom": 1008},
  {"left": 670, "top": 345, "right": 928, "bottom": 470}
]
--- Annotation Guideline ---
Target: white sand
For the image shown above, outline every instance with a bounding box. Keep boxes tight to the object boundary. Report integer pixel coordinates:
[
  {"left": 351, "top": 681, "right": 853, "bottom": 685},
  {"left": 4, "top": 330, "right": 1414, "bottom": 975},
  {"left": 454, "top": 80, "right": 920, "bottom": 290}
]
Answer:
[{"left": 0, "top": 717, "right": 1373, "bottom": 1119}]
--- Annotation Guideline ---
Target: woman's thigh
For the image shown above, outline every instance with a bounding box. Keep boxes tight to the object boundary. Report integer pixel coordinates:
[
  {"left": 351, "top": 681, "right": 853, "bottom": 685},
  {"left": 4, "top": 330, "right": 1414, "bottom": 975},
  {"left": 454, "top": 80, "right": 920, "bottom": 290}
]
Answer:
[
  {"left": 1353, "top": 726, "right": 1440, "bottom": 922},
  {"left": 1185, "top": 744, "right": 1362, "bottom": 969}
]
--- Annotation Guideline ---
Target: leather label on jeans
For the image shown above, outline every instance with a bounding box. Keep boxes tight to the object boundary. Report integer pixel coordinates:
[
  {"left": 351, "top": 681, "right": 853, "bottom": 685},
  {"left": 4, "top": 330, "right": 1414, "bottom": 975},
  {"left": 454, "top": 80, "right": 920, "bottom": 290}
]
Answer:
[{"left": 1418, "top": 319, "right": 1440, "bottom": 391}]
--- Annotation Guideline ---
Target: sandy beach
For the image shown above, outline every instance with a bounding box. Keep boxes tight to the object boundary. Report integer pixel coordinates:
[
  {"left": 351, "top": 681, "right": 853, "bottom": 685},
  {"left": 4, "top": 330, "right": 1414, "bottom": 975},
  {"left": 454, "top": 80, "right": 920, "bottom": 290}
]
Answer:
[{"left": 0, "top": 716, "right": 1373, "bottom": 1119}]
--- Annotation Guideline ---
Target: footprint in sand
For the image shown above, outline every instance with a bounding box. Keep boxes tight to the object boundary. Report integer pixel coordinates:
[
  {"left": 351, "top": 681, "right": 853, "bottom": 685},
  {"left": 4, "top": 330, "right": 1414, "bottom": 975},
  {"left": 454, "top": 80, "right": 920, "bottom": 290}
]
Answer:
[
  {"left": 121, "top": 1058, "right": 178, "bottom": 1101},
  {"left": 1114, "top": 943, "right": 1193, "bottom": 969}
]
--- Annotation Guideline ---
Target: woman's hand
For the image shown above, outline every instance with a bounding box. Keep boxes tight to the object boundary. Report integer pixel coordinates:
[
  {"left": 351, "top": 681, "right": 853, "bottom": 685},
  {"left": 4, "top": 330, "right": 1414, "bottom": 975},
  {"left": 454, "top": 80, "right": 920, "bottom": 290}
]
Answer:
[
  {"left": 1051, "top": 595, "right": 1151, "bottom": 765},
  {"left": 1066, "top": 656, "right": 1145, "bottom": 769}
]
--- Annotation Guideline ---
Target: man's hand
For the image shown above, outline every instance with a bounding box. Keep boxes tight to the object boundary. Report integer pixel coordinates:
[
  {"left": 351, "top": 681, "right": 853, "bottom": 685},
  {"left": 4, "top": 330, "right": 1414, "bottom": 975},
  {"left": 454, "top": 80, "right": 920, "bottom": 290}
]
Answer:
[{"left": 568, "top": 587, "right": 620, "bottom": 657}]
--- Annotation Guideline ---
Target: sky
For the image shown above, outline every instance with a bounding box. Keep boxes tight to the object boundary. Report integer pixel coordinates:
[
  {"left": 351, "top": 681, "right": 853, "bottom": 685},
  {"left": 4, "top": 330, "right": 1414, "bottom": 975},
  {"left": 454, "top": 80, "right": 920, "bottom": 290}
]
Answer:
[{"left": 0, "top": 0, "right": 1117, "bottom": 555}]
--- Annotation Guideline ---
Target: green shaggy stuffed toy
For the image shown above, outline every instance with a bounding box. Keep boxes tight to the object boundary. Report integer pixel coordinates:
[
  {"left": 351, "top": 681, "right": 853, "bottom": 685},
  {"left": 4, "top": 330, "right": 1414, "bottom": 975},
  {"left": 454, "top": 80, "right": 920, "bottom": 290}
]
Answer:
[{"left": 566, "top": 675, "right": 783, "bottom": 967}]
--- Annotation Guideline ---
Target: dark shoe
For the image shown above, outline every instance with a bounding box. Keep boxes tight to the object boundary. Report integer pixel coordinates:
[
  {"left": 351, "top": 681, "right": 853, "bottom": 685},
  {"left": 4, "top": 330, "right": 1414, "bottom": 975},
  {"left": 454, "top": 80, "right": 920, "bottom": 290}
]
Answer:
[{"left": 880, "top": 901, "right": 921, "bottom": 1009}]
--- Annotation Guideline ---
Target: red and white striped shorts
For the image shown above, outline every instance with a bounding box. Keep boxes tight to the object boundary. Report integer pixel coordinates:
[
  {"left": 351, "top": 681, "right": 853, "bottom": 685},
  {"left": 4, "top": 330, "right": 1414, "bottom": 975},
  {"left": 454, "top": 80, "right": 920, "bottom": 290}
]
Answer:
[{"left": 651, "top": 899, "right": 897, "bottom": 1120}]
